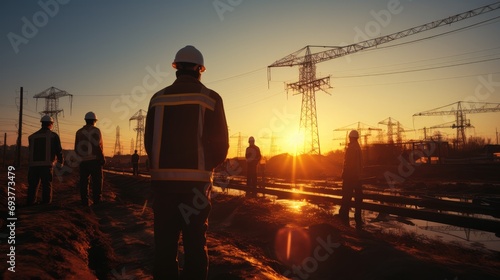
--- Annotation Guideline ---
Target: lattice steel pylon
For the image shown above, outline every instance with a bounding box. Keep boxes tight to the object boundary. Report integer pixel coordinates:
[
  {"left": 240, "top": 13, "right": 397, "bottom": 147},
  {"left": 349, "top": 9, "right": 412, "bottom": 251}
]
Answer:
[
  {"left": 129, "top": 109, "right": 147, "bottom": 156},
  {"left": 33, "top": 86, "right": 73, "bottom": 135},
  {"left": 378, "top": 117, "right": 404, "bottom": 144},
  {"left": 267, "top": 2, "right": 500, "bottom": 155},
  {"left": 414, "top": 101, "right": 500, "bottom": 149},
  {"left": 113, "top": 126, "right": 123, "bottom": 156},
  {"left": 230, "top": 132, "right": 247, "bottom": 158}
]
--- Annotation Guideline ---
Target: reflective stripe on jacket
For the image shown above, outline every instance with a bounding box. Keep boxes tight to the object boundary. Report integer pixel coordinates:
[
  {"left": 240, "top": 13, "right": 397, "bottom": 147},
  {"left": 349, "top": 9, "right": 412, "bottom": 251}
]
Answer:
[
  {"left": 145, "top": 75, "right": 229, "bottom": 184},
  {"left": 74, "top": 125, "right": 104, "bottom": 162},
  {"left": 28, "top": 128, "right": 63, "bottom": 167}
]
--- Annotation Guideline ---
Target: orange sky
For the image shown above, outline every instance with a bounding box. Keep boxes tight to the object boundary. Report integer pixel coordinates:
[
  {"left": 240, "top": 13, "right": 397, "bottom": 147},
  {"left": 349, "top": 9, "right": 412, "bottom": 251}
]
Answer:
[{"left": 1, "top": 1, "right": 500, "bottom": 157}]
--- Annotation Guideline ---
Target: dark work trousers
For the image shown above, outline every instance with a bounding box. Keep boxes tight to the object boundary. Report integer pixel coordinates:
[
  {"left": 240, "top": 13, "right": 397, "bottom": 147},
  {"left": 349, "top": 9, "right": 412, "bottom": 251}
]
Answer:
[
  {"left": 79, "top": 160, "right": 103, "bottom": 205},
  {"left": 339, "top": 179, "right": 363, "bottom": 225},
  {"left": 27, "top": 166, "right": 53, "bottom": 205},
  {"left": 152, "top": 184, "right": 211, "bottom": 280},
  {"left": 132, "top": 163, "right": 139, "bottom": 176},
  {"left": 247, "top": 164, "right": 258, "bottom": 195}
]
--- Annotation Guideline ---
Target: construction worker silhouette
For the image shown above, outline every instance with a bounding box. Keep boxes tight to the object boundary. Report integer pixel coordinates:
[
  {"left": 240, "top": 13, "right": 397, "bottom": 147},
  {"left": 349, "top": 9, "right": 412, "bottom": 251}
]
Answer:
[
  {"left": 131, "top": 150, "right": 139, "bottom": 176},
  {"left": 339, "top": 130, "right": 364, "bottom": 229},
  {"left": 245, "top": 136, "right": 261, "bottom": 196},
  {"left": 27, "top": 115, "right": 63, "bottom": 205},
  {"left": 145, "top": 45, "right": 228, "bottom": 279},
  {"left": 75, "top": 111, "right": 105, "bottom": 206}
]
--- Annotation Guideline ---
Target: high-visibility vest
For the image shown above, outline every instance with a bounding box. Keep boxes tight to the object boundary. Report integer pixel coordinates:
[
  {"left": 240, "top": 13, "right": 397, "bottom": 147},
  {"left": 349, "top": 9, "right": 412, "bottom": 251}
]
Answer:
[{"left": 28, "top": 128, "right": 61, "bottom": 167}]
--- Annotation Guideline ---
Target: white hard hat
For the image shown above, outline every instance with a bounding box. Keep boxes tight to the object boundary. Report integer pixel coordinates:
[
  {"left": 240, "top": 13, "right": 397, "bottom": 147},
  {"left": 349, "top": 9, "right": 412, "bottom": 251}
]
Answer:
[
  {"left": 84, "top": 111, "right": 97, "bottom": 120},
  {"left": 349, "top": 130, "right": 359, "bottom": 138},
  {"left": 248, "top": 136, "right": 255, "bottom": 142},
  {"left": 172, "top": 45, "right": 206, "bottom": 72},
  {"left": 40, "top": 115, "right": 54, "bottom": 123}
]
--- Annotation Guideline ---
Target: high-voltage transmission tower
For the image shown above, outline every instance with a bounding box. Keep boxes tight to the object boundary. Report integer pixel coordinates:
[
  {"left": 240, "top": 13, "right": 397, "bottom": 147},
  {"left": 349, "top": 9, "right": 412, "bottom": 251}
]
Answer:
[
  {"left": 334, "top": 122, "right": 382, "bottom": 146},
  {"left": 378, "top": 117, "right": 405, "bottom": 144},
  {"left": 413, "top": 101, "right": 500, "bottom": 149},
  {"left": 129, "top": 109, "right": 147, "bottom": 156},
  {"left": 113, "top": 126, "right": 123, "bottom": 156},
  {"left": 230, "top": 132, "right": 247, "bottom": 158},
  {"left": 267, "top": 2, "right": 500, "bottom": 155},
  {"left": 33, "top": 86, "right": 73, "bottom": 135}
]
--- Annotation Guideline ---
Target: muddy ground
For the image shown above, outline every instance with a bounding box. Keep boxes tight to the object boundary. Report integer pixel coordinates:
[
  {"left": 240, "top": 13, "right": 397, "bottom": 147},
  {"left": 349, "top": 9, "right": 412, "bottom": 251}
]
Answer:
[{"left": 1, "top": 169, "right": 499, "bottom": 279}]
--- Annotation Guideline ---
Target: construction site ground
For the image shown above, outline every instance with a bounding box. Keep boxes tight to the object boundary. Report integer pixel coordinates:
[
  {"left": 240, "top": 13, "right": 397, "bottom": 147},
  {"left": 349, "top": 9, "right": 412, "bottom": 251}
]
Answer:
[{"left": 1, "top": 168, "right": 500, "bottom": 279}]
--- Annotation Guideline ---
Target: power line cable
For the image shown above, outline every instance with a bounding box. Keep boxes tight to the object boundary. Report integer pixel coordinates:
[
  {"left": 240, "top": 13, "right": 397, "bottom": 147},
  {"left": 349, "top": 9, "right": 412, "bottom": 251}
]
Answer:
[{"left": 334, "top": 56, "right": 500, "bottom": 78}]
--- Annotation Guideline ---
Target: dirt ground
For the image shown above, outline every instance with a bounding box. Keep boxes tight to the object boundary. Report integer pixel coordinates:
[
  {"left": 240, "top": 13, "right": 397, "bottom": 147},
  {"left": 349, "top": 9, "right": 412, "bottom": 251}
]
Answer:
[{"left": 1, "top": 169, "right": 499, "bottom": 279}]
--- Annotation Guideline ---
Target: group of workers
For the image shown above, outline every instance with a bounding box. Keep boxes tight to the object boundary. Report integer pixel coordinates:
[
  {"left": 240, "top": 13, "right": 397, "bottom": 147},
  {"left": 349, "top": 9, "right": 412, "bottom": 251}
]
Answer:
[
  {"left": 28, "top": 111, "right": 105, "bottom": 207},
  {"left": 27, "top": 45, "right": 364, "bottom": 279}
]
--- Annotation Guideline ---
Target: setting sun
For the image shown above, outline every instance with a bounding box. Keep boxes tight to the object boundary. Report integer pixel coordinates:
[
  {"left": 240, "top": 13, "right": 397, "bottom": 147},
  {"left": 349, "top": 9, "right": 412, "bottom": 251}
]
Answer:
[{"left": 285, "top": 131, "right": 306, "bottom": 155}]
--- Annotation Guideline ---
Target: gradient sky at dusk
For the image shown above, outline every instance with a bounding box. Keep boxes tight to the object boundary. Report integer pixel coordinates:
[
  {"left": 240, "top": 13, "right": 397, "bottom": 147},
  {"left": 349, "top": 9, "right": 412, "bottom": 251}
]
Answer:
[{"left": 1, "top": 0, "right": 500, "bottom": 157}]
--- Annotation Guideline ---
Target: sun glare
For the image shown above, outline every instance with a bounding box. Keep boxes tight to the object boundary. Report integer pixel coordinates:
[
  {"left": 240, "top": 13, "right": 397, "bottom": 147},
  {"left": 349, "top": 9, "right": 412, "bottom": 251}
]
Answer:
[{"left": 285, "top": 131, "right": 305, "bottom": 155}]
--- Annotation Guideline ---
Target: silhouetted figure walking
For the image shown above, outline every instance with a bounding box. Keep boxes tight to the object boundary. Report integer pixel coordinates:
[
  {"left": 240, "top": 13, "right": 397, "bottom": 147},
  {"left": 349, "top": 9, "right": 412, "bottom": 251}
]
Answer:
[{"left": 339, "top": 130, "right": 364, "bottom": 229}]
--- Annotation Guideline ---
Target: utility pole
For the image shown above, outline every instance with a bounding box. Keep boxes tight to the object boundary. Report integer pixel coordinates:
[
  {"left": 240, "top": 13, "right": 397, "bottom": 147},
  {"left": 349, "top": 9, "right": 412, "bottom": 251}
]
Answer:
[{"left": 15, "top": 87, "right": 23, "bottom": 167}]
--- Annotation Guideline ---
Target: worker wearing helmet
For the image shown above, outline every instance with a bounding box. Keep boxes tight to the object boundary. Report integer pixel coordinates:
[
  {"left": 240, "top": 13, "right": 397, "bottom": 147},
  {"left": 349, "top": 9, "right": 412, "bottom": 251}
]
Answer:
[
  {"left": 338, "top": 130, "right": 364, "bottom": 229},
  {"left": 27, "top": 115, "right": 63, "bottom": 205},
  {"left": 144, "top": 45, "right": 228, "bottom": 279},
  {"left": 74, "top": 111, "right": 105, "bottom": 206},
  {"left": 245, "top": 136, "right": 261, "bottom": 196}
]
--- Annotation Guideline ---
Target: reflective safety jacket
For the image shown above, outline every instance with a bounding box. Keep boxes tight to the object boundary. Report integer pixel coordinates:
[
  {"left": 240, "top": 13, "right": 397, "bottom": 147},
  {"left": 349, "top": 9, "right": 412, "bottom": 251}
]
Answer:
[
  {"left": 144, "top": 75, "right": 229, "bottom": 188},
  {"left": 74, "top": 125, "right": 104, "bottom": 162},
  {"left": 28, "top": 127, "right": 63, "bottom": 167}
]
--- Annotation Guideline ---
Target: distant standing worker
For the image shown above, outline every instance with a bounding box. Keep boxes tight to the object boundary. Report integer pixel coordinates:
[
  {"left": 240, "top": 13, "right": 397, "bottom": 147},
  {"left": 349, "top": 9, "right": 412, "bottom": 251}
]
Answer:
[
  {"left": 27, "top": 115, "right": 63, "bottom": 205},
  {"left": 131, "top": 150, "right": 139, "bottom": 176},
  {"left": 339, "top": 130, "right": 364, "bottom": 229},
  {"left": 245, "top": 136, "right": 261, "bottom": 196},
  {"left": 75, "top": 112, "right": 105, "bottom": 206},
  {"left": 145, "top": 45, "right": 229, "bottom": 279}
]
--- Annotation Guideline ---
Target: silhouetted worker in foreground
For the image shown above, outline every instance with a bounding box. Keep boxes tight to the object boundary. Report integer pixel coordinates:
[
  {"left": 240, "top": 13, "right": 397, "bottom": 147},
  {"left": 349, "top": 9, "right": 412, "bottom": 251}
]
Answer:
[
  {"left": 145, "top": 45, "right": 229, "bottom": 279},
  {"left": 27, "top": 115, "right": 63, "bottom": 205},
  {"left": 131, "top": 150, "right": 139, "bottom": 176},
  {"left": 245, "top": 136, "right": 261, "bottom": 196},
  {"left": 75, "top": 111, "right": 105, "bottom": 206},
  {"left": 339, "top": 130, "right": 364, "bottom": 229}
]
